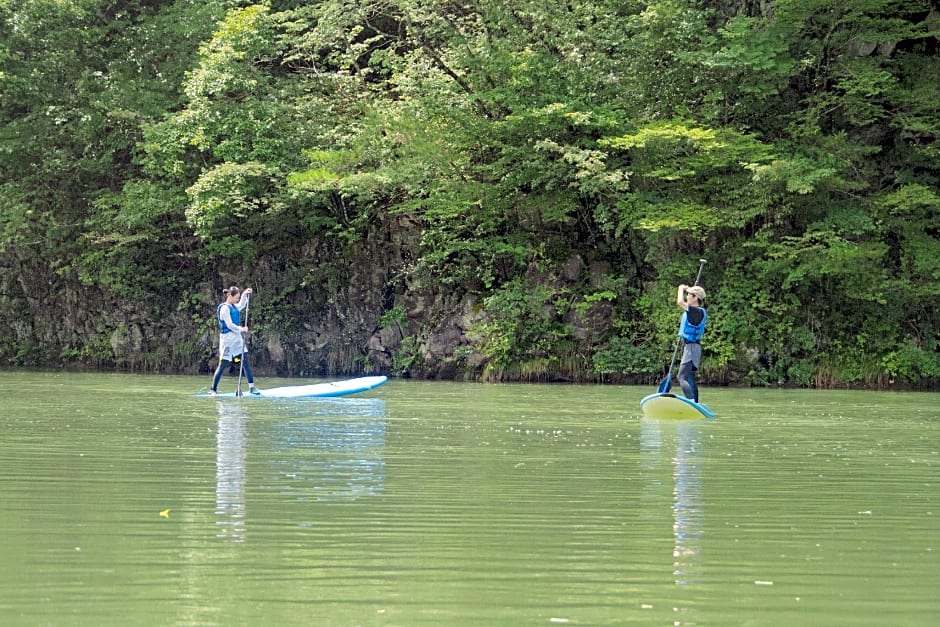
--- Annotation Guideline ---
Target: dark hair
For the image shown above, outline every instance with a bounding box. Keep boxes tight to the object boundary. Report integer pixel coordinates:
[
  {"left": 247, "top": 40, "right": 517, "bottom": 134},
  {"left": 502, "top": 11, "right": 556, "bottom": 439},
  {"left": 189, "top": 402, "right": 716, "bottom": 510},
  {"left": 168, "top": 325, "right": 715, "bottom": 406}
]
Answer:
[{"left": 223, "top": 286, "right": 240, "bottom": 296}]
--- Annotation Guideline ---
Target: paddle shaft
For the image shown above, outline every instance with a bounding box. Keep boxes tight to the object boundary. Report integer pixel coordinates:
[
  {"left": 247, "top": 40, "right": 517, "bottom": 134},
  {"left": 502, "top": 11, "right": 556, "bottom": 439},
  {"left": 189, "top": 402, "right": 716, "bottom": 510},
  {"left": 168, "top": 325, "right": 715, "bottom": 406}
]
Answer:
[
  {"left": 235, "top": 294, "right": 250, "bottom": 396},
  {"left": 662, "top": 259, "right": 707, "bottom": 387},
  {"left": 692, "top": 258, "right": 707, "bottom": 288}
]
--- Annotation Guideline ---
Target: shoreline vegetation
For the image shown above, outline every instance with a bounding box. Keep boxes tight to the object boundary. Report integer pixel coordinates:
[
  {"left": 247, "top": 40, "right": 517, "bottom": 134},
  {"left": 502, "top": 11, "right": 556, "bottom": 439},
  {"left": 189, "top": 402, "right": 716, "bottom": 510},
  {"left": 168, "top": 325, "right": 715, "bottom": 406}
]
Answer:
[{"left": 1, "top": 2, "right": 938, "bottom": 391}]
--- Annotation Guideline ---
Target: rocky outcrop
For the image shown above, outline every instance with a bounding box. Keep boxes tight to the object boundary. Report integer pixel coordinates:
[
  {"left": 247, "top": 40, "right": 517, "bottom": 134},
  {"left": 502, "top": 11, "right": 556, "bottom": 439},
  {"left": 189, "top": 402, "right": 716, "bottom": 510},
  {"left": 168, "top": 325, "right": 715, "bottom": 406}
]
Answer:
[{"left": 0, "top": 215, "right": 611, "bottom": 382}]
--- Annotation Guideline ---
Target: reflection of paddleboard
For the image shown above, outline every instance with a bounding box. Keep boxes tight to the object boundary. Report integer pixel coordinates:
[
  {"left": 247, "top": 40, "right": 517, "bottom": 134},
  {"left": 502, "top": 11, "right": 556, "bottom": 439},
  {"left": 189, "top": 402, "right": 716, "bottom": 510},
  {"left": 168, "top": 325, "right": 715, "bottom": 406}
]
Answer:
[
  {"left": 203, "top": 376, "right": 388, "bottom": 399},
  {"left": 640, "top": 392, "right": 715, "bottom": 420}
]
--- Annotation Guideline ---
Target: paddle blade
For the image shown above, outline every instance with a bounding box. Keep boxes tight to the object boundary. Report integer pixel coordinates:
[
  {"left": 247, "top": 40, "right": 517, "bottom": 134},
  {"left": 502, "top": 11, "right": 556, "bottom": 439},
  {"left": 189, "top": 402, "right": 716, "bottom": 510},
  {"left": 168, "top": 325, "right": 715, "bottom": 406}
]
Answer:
[{"left": 658, "top": 374, "right": 672, "bottom": 393}]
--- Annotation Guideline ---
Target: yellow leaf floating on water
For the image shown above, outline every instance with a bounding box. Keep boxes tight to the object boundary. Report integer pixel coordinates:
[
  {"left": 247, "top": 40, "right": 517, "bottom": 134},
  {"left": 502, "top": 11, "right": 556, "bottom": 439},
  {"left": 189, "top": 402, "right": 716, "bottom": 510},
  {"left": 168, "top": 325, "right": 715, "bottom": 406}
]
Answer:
[{"left": 159, "top": 509, "right": 170, "bottom": 518}]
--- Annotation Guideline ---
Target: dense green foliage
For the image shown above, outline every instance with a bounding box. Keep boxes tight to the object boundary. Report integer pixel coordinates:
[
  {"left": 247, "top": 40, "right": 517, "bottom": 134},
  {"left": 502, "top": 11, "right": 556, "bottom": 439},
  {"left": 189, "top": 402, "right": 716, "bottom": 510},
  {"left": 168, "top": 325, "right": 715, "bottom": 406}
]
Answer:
[{"left": 1, "top": 0, "right": 938, "bottom": 387}]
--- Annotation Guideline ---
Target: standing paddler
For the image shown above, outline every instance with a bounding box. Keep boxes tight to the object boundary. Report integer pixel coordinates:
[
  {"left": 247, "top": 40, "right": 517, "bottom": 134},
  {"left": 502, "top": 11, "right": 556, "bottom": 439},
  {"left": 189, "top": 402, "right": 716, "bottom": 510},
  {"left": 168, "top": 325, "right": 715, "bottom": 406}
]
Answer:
[
  {"left": 675, "top": 284, "right": 707, "bottom": 403},
  {"left": 209, "top": 286, "right": 259, "bottom": 396}
]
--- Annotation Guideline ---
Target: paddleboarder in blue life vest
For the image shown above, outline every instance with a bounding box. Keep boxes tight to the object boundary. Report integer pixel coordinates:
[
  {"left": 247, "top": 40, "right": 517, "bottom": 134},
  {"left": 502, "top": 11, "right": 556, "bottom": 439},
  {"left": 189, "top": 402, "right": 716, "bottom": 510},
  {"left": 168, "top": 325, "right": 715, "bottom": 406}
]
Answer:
[
  {"left": 676, "top": 284, "right": 707, "bottom": 403},
  {"left": 209, "top": 286, "right": 259, "bottom": 396}
]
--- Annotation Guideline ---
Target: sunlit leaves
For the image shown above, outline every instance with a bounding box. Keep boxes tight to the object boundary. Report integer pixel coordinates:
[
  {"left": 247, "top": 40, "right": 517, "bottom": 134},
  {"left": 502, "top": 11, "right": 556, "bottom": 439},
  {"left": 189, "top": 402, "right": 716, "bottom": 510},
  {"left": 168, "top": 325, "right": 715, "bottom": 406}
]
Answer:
[
  {"left": 186, "top": 161, "right": 283, "bottom": 238},
  {"left": 184, "top": 4, "right": 272, "bottom": 102},
  {"left": 747, "top": 155, "right": 842, "bottom": 195},
  {"left": 598, "top": 121, "right": 778, "bottom": 234}
]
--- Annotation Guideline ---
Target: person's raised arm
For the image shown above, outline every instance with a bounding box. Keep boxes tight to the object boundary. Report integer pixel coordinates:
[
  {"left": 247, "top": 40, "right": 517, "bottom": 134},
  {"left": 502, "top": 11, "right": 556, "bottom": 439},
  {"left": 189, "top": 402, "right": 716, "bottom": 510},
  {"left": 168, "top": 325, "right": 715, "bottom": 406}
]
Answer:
[
  {"left": 236, "top": 287, "right": 253, "bottom": 312},
  {"left": 677, "top": 284, "right": 690, "bottom": 311}
]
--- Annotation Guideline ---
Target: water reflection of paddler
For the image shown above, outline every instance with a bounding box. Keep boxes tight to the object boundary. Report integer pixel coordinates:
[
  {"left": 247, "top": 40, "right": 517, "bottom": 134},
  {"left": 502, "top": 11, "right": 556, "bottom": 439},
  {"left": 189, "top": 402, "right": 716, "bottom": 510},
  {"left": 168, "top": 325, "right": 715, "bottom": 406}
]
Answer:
[
  {"left": 640, "top": 419, "right": 704, "bottom": 586},
  {"left": 215, "top": 400, "right": 248, "bottom": 542},
  {"left": 671, "top": 422, "right": 703, "bottom": 586}
]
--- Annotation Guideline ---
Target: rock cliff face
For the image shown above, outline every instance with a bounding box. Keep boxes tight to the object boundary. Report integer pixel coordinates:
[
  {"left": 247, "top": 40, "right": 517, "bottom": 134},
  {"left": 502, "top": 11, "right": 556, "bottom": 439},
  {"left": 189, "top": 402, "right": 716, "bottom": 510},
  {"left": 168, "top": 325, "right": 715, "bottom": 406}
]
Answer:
[
  {"left": 0, "top": 212, "right": 618, "bottom": 381},
  {"left": 233, "top": 216, "right": 495, "bottom": 380},
  {"left": 0, "top": 215, "right": 501, "bottom": 380}
]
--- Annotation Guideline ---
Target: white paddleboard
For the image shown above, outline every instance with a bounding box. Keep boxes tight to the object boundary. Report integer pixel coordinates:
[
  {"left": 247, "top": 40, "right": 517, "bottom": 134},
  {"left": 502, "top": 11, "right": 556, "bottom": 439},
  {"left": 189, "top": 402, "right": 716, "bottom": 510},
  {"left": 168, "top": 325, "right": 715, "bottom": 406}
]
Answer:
[{"left": 204, "top": 375, "right": 388, "bottom": 399}]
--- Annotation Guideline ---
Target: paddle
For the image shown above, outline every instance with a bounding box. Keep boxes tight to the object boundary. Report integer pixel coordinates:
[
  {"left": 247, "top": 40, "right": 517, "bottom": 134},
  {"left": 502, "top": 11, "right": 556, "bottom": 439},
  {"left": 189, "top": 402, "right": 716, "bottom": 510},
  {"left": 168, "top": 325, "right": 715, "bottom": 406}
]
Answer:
[
  {"left": 658, "top": 259, "right": 707, "bottom": 393},
  {"left": 235, "top": 293, "right": 250, "bottom": 397}
]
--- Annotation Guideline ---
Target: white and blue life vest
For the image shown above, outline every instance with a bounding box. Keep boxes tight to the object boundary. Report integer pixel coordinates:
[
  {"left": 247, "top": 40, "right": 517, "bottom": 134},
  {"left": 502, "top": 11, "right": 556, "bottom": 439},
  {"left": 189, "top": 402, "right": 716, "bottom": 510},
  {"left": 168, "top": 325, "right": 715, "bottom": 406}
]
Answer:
[
  {"left": 678, "top": 307, "right": 707, "bottom": 343},
  {"left": 218, "top": 303, "right": 241, "bottom": 334}
]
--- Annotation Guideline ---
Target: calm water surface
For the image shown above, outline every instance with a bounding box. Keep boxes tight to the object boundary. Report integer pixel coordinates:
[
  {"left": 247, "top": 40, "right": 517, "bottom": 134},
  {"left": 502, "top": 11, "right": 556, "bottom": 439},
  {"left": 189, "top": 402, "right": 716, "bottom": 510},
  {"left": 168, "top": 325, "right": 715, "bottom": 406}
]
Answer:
[{"left": 0, "top": 372, "right": 936, "bottom": 625}]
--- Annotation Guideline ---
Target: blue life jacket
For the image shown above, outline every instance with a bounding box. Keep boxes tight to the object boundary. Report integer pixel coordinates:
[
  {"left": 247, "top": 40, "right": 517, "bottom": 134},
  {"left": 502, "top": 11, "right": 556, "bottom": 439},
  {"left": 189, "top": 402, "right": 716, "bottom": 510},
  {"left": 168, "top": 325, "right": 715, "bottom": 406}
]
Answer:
[
  {"left": 678, "top": 307, "right": 707, "bottom": 342},
  {"left": 218, "top": 303, "right": 241, "bottom": 334}
]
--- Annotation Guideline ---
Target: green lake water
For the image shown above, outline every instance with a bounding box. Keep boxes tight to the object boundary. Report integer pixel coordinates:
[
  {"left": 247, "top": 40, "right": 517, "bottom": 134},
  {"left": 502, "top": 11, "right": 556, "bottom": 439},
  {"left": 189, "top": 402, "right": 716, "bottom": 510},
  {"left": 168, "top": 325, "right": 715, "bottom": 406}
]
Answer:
[{"left": 0, "top": 371, "right": 937, "bottom": 625}]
